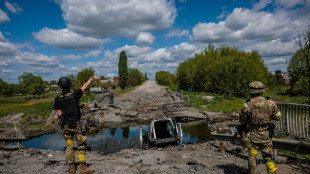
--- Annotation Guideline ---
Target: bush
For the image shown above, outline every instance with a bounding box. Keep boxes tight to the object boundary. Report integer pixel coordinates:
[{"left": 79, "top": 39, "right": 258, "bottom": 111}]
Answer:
[
  {"left": 176, "top": 45, "right": 272, "bottom": 98},
  {"left": 156, "top": 71, "right": 174, "bottom": 85},
  {"left": 128, "top": 68, "right": 144, "bottom": 86}
]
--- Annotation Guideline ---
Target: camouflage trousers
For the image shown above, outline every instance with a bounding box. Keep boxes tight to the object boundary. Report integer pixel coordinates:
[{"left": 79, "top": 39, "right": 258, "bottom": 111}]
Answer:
[
  {"left": 62, "top": 123, "right": 87, "bottom": 165},
  {"left": 243, "top": 130, "right": 274, "bottom": 174}
]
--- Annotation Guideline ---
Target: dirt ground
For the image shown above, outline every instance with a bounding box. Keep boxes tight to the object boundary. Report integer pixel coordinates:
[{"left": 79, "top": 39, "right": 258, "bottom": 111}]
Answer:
[
  {"left": 0, "top": 142, "right": 308, "bottom": 174},
  {"left": 0, "top": 81, "right": 309, "bottom": 174}
]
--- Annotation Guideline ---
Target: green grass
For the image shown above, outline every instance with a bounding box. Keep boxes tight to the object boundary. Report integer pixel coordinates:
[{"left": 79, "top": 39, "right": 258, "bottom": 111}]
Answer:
[
  {"left": 0, "top": 98, "right": 54, "bottom": 119},
  {"left": 265, "top": 87, "right": 308, "bottom": 104},
  {"left": 166, "top": 85, "right": 245, "bottom": 113},
  {"left": 80, "top": 95, "right": 95, "bottom": 103},
  {"left": 278, "top": 149, "right": 310, "bottom": 160},
  {"left": 0, "top": 93, "right": 97, "bottom": 124}
]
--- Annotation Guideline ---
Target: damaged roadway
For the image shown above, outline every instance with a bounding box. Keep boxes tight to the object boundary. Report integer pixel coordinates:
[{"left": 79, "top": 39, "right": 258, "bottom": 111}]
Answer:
[{"left": 0, "top": 81, "right": 308, "bottom": 173}]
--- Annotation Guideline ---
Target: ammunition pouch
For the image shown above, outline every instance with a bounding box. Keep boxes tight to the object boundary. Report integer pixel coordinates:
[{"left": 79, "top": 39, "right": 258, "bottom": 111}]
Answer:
[
  {"left": 61, "top": 113, "right": 78, "bottom": 129},
  {"left": 247, "top": 100, "right": 271, "bottom": 125}
]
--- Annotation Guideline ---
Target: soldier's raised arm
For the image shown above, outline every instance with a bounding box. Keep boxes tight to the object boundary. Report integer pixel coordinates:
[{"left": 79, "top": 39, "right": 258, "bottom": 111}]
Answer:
[{"left": 81, "top": 76, "right": 97, "bottom": 92}]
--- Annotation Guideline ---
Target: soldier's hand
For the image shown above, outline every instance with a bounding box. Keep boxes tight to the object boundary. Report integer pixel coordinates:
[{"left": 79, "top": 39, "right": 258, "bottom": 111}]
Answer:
[{"left": 89, "top": 76, "right": 97, "bottom": 82}]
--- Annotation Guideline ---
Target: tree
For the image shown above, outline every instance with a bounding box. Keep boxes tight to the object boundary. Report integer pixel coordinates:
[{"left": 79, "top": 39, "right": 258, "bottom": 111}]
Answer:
[
  {"left": 50, "top": 80, "right": 57, "bottom": 85},
  {"left": 18, "top": 72, "right": 45, "bottom": 98},
  {"left": 288, "top": 49, "right": 309, "bottom": 96},
  {"left": 0, "top": 78, "right": 8, "bottom": 97},
  {"left": 144, "top": 73, "right": 149, "bottom": 81},
  {"left": 76, "top": 68, "right": 95, "bottom": 93},
  {"left": 156, "top": 71, "right": 174, "bottom": 85},
  {"left": 176, "top": 45, "right": 272, "bottom": 98},
  {"left": 275, "top": 70, "right": 282, "bottom": 75},
  {"left": 118, "top": 51, "right": 128, "bottom": 90},
  {"left": 295, "top": 27, "right": 310, "bottom": 102},
  {"left": 128, "top": 68, "right": 144, "bottom": 86}
]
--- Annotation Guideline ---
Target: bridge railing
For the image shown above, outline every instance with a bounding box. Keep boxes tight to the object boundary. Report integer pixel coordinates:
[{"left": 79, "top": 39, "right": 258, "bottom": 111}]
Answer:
[{"left": 276, "top": 103, "right": 310, "bottom": 139}]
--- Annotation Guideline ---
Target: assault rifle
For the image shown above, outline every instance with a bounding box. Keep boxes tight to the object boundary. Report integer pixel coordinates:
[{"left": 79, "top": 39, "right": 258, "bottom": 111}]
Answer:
[
  {"left": 231, "top": 123, "right": 275, "bottom": 141},
  {"left": 231, "top": 124, "right": 247, "bottom": 141}
]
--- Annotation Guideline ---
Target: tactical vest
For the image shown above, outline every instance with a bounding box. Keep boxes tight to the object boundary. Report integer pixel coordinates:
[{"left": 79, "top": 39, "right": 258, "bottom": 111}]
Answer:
[
  {"left": 247, "top": 98, "right": 271, "bottom": 125},
  {"left": 58, "top": 92, "right": 78, "bottom": 129}
]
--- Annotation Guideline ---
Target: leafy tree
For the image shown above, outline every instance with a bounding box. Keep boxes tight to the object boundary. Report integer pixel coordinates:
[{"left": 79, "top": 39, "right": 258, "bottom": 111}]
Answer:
[
  {"left": 128, "top": 68, "right": 144, "bottom": 86},
  {"left": 118, "top": 51, "right": 128, "bottom": 90},
  {"left": 50, "top": 80, "right": 57, "bottom": 85},
  {"left": 156, "top": 71, "right": 174, "bottom": 85},
  {"left": 66, "top": 74, "right": 78, "bottom": 90},
  {"left": 275, "top": 70, "right": 282, "bottom": 75},
  {"left": 176, "top": 45, "right": 272, "bottom": 98},
  {"left": 288, "top": 49, "right": 309, "bottom": 96},
  {"left": 295, "top": 27, "right": 310, "bottom": 101},
  {"left": 0, "top": 78, "right": 8, "bottom": 97},
  {"left": 76, "top": 68, "right": 96, "bottom": 93},
  {"left": 144, "top": 73, "right": 149, "bottom": 81},
  {"left": 18, "top": 72, "right": 45, "bottom": 98}
]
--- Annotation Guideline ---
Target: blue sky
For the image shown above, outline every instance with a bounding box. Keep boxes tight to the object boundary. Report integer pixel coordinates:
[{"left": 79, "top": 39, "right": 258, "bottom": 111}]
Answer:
[{"left": 0, "top": 0, "right": 309, "bottom": 83}]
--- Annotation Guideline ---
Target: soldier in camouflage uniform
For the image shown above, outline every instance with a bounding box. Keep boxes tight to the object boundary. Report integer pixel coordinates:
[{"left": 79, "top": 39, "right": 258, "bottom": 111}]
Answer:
[
  {"left": 54, "top": 76, "right": 96, "bottom": 174},
  {"left": 239, "top": 81, "right": 281, "bottom": 174}
]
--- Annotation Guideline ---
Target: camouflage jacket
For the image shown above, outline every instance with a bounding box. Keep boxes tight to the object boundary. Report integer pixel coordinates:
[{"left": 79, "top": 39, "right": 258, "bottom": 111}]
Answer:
[{"left": 239, "top": 96, "right": 281, "bottom": 131}]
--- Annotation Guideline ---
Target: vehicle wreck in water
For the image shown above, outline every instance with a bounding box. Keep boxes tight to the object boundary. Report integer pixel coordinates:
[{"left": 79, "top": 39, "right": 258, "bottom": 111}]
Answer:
[{"left": 140, "top": 117, "right": 183, "bottom": 148}]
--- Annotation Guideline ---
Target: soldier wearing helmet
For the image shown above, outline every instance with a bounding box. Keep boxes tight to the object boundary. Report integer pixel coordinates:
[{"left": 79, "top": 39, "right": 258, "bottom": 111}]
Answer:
[
  {"left": 239, "top": 81, "right": 281, "bottom": 174},
  {"left": 54, "top": 76, "right": 96, "bottom": 174}
]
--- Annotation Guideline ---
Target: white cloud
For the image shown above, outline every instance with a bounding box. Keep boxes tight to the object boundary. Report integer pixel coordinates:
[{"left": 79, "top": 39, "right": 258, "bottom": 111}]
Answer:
[
  {"left": 62, "top": 54, "right": 82, "bottom": 61},
  {"left": 243, "top": 39, "right": 298, "bottom": 57},
  {"left": 0, "top": 31, "right": 5, "bottom": 42},
  {"left": 0, "top": 9, "right": 10, "bottom": 24},
  {"left": 84, "top": 42, "right": 204, "bottom": 80},
  {"left": 275, "top": 0, "right": 304, "bottom": 9},
  {"left": 59, "top": 0, "right": 176, "bottom": 38},
  {"left": 165, "top": 29, "right": 190, "bottom": 38},
  {"left": 5, "top": 1, "right": 22, "bottom": 14},
  {"left": 33, "top": 28, "right": 103, "bottom": 50},
  {"left": 253, "top": 0, "right": 273, "bottom": 11},
  {"left": 0, "top": 41, "right": 18, "bottom": 66},
  {"left": 191, "top": 6, "right": 308, "bottom": 43},
  {"left": 84, "top": 50, "right": 101, "bottom": 58},
  {"left": 135, "top": 32, "right": 155, "bottom": 45},
  {"left": 17, "top": 52, "right": 59, "bottom": 67}
]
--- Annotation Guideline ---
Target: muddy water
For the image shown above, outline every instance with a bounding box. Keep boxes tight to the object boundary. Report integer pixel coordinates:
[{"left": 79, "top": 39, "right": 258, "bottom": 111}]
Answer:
[{"left": 11, "top": 122, "right": 210, "bottom": 154}]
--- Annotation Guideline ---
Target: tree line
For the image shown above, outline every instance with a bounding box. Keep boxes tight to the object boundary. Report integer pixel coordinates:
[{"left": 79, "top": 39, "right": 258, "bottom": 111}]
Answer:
[
  {"left": 0, "top": 50, "right": 147, "bottom": 98},
  {"left": 156, "top": 27, "right": 310, "bottom": 101},
  {"left": 172, "top": 44, "right": 273, "bottom": 98}
]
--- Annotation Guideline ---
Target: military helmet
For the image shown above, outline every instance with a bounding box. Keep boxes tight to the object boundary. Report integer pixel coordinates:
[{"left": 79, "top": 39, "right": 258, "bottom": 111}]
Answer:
[
  {"left": 58, "top": 77, "right": 71, "bottom": 87},
  {"left": 248, "top": 81, "right": 264, "bottom": 94}
]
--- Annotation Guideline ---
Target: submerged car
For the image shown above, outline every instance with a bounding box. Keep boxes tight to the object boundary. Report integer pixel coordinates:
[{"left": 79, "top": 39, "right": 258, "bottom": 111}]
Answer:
[{"left": 140, "top": 117, "right": 183, "bottom": 147}]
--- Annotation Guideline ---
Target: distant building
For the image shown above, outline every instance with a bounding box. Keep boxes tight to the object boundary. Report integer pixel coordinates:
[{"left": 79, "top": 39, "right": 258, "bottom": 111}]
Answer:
[
  {"left": 276, "top": 72, "right": 291, "bottom": 86},
  {"left": 113, "top": 76, "right": 119, "bottom": 84},
  {"left": 100, "top": 79, "right": 114, "bottom": 83}
]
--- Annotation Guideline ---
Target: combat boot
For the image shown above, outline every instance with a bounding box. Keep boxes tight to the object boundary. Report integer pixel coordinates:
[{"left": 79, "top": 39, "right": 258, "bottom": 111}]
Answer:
[
  {"left": 69, "top": 164, "right": 76, "bottom": 174},
  {"left": 79, "top": 163, "right": 95, "bottom": 174}
]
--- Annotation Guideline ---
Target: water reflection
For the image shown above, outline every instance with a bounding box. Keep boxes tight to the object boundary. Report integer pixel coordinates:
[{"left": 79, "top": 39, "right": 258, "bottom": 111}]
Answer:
[
  {"left": 15, "top": 121, "right": 211, "bottom": 153},
  {"left": 182, "top": 121, "right": 211, "bottom": 144}
]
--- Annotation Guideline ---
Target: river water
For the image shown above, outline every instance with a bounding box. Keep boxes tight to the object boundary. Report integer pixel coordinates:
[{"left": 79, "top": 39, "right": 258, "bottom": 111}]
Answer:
[{"left": 12, "top": 121, "right": 210, "bottom": 154}]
